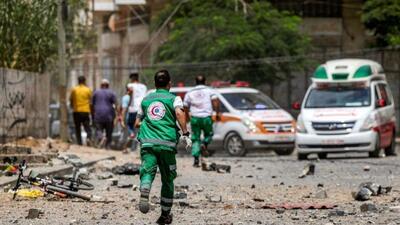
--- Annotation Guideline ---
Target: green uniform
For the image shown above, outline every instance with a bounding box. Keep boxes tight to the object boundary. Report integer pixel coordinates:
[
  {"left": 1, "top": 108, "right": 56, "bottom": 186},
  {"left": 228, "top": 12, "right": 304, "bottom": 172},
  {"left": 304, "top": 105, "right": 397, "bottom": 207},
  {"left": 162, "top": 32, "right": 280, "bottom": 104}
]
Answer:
[
  {"left": 191, "top": 116, "right": 213, "bottom": 157},
  {"left": 137, "top": 89, "right": 181, "bottom": 214}
]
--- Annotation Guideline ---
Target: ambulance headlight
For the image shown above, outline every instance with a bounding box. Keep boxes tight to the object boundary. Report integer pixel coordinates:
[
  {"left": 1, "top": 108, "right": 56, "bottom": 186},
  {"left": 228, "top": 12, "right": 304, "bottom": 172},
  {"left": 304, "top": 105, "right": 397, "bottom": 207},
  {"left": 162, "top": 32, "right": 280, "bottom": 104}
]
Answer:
[
  {"left": 296, "top": 117, "right": 307, "bottom": 133},
  {"left": 243, "top": 118, "right": 258, "bottom": 133},
  {"left": 360, "top": 114, "right": 377, "bottom": 132}
]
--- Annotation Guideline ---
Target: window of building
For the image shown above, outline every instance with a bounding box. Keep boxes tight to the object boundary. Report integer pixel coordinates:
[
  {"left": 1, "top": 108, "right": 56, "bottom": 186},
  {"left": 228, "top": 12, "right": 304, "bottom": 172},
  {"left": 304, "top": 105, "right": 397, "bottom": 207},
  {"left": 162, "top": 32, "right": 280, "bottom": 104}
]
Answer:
[{"left": 269, "top": 0, "right": 342, "bottom": 18}]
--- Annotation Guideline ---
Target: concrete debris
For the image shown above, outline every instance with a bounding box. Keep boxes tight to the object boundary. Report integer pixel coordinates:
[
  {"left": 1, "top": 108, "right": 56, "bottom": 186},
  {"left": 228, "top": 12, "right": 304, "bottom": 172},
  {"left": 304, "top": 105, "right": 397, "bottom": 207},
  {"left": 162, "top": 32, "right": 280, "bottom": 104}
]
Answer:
[
  {"left": 363, "top": 166, "right": 371, "bottom": 171},
  {"left": 151, "top": 196, "right": 160, "bottom": 204},
  {"left": 178, "top": 201, "right": 190, "bottom": 207},
  {"left": 298, "top": 163, "right": 315, "bottom": 178},
  {"left": 111, "top": 163, "right": 140, "bottom": 175},
  {"left": 360, "top": 203, "right": 378, "bottom": 212},
  {"left": 97, "top": 172, "right": 113, "bottom": 180},
  {"left": 252, "top": 198, "right": 264, "bottom": 202},
  {"left": 328, "top": 209, "right": 346, "bottom": 217},
  {"left": 78, "top": 168, "right": 90, "bottom": 180},
  {"left": 353, "top": 187, "right": 372, "bottom": 201},
  {"left": 201, "top": 162, "right": 231, "bottom": 173},
  {"left": 26, "top": 208, "right": 43, "bottom": 219},
  {"left": 175, "top": 185, "right": 189, "bottom": 192},
  {"left": 389, "top": 206, "right": 400, "bottom": 213},
  {"left": 58, "top": 154, "right": 82, "bottom": 165},
  {"left": 117, "top": 180, "right": 133, "bottom": 188},
  {"left": 206, "top": 195, "right": 222, "bottom": 203},
  {"left": 314, "top": 190, "right": 328, "bottom": 199},
  {"left": 174, "top": 192, "right": 187, "bottom": 199},
  {"left": 276, "top": 209, "right": 285, "bottom": 214},
  {"left": 110, "top": 179, "right": 118, "bottom": 186},
  {"left": 353, "top": 182, "right": 392, "bottom": 201}
]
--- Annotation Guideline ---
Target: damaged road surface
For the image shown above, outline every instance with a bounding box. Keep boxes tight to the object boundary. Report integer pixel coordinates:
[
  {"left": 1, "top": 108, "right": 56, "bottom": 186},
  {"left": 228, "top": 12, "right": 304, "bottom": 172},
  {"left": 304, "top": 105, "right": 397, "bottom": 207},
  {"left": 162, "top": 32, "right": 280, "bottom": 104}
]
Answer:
[{"left": 1, "top": 147, "right": 400, "bottom": 224}]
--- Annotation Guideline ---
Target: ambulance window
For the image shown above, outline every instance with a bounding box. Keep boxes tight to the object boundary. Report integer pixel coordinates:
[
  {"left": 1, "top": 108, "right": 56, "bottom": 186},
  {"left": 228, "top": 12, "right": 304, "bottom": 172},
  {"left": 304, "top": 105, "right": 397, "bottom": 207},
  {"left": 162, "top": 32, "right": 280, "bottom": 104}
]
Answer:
[
  {"left": 378, "top": 84, "right": 392, "bottom": 105},
  {"left": 219, "top": 100, "right": 229, "bottom": 113}
]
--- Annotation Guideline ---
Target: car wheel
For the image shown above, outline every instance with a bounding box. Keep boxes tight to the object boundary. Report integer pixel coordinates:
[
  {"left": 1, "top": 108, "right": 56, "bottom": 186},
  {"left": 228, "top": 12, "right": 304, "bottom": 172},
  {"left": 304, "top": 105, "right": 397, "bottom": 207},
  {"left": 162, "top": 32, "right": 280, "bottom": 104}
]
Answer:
[
  {"left": 384, "top": 130, "right": 397, "bottom": 156},
  {"left": 369, "top": 134, "right": 381, "bottom": 158},
  {"left": 297, "top": 153, "right": 308, "bottom": 160},
  {"left": 275, "top": 148, "right": 295, "bottom": 156},
  {"left": 318, "top": 153, "right": 328, "bottom": 159},
  {"left": 224, "top": 133, "right": 246, "bottom": 157}
]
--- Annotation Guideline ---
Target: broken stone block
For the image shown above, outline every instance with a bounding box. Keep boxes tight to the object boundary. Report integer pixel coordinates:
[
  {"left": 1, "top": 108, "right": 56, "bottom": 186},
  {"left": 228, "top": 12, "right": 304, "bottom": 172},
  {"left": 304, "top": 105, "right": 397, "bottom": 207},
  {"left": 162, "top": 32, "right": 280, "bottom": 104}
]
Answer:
[
  {"left": 117, "top": 180, "right": 133, "bottom": 188},
  {"left": 328, "top": 209, "right": 345, "bottom": 217},
  {"left": 363, "top": 166, "right": 370, "bottom": 171},
  {"left": 174, "top": 192, "right": 187, "bottom": 199},
  {"left": 97, "top": 172, "right": 113, "bottom": 180},
  {"left": 360, "top": 203, "right": 378, "bottom": 212},
  {"left": 314, "top": 190, "right": 328, "bottom": 199},
  {"left": 298, "top": 163, "right": 315, "bottom": 178},
  {"left": 206, "top": 195, "right": 222, "bottom": 203},
  {"left": 354, "top": 187, "right": 372, "bottom": 201},
  {"left": 26, "top": 208, "right": 43, "bottom": 219},
  {"left": 359, "top": 182, "right": 380, "bottom": 196}
]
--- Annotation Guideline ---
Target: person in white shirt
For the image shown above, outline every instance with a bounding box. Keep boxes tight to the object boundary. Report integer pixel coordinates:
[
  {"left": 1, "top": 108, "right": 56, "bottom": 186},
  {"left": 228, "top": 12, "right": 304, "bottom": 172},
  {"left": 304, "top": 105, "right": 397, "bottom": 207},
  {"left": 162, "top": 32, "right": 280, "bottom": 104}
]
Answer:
[
  {"left": 184, "top": 75, "right": 220, "bottom": 167},
  {"left": 126, "top": 73, "right": 148, "bottom": 150}
]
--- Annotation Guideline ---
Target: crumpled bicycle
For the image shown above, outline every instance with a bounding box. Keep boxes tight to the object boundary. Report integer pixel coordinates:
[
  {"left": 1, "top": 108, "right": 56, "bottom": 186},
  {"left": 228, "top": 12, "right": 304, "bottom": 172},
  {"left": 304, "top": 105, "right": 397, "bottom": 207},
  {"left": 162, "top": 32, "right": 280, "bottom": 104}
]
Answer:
[{"left": 12, "top": 160, "right": 93, "bottom": 201}]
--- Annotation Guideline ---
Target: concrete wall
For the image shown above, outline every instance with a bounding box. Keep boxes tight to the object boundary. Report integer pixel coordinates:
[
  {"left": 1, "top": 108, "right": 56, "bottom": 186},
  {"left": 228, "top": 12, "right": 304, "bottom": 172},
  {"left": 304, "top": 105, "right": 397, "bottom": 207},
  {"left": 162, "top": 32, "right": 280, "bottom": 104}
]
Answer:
[{"left": 0, "top": 69, "right": 50, "bottom": 143}]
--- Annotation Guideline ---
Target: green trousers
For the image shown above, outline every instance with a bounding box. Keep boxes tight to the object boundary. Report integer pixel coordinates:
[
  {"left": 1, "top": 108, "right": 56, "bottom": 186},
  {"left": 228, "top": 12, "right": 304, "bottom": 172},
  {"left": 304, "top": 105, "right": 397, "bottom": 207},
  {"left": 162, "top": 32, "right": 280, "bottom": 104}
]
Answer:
[
  {"left": 140, "top": 146, "right": 177, "bottom": 213},
  {"left": 190, "top": 116, "right": 214, "bottom": 157}
]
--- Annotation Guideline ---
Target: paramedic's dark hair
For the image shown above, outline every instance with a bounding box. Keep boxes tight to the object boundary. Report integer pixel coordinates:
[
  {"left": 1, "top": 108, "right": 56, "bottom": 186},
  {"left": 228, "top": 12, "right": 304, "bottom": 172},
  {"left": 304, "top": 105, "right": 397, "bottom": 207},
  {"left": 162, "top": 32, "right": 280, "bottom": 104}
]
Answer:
[
  {"left": 195, "top": 75, "right": 206, "bottom": 85},
  {"left": 129, "top": 73, "right": 139, "bottom": 81},
  {"left": 154, "top": 70, "right": 171, "bottom": 88}
]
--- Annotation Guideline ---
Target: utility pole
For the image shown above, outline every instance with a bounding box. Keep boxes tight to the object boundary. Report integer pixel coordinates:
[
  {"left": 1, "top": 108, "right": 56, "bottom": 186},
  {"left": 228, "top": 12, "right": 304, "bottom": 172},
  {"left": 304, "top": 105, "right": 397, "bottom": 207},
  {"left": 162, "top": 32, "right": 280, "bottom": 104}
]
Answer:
[{"left": 58, "top": 0, "right": 68, "bottom": 142}]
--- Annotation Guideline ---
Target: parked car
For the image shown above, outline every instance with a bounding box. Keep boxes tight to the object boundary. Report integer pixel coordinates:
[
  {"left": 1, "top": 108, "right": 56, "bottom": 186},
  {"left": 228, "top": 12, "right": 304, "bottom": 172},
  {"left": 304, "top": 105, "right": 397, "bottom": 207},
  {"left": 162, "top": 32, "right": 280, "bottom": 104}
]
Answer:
[
  {"left": 152, "top": 83, "right": 296, "bottom": 156},
  {"left": 295, "top": 59, "right": 396, "bottom": 160}
]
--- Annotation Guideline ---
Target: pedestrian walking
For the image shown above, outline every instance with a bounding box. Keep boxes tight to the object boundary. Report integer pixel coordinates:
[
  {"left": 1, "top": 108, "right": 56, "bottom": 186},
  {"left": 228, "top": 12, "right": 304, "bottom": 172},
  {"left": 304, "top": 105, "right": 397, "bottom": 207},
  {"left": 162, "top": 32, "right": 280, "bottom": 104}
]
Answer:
[
  {"left": 70, "top": 76, "right": 92, "bottom": 145},
  {"left": 135, "top": 70, "right": 191, "bottom": 224},
  {"left": 125, "top": 72, "right": 148, "bottom": 149},
  {"left": 119, "top": 85, "right": 135, "bottom": 151},
  {"left": 184, "top": 75, "right": 220, "bottom": 167},
  {"left": 91, "top": 79, "right": 117, "bottom": 149}
]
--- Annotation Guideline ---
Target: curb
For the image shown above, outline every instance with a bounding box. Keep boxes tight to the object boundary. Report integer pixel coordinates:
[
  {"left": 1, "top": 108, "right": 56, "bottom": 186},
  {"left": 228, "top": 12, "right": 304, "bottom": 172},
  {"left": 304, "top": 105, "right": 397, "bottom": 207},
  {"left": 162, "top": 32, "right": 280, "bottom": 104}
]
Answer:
[{"left": 0, "top": 155, "right": 116, "bottom": 188}]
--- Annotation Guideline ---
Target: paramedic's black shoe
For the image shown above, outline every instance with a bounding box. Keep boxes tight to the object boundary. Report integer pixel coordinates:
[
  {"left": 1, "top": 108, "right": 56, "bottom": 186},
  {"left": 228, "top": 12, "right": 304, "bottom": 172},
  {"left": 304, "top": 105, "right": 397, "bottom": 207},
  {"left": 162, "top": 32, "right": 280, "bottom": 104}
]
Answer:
[
  {"left": 193, "top": 157, "right": 200, "bottom": 167},
  {"left": 138, "top": 190, "right": 150, "bottom": 214},
  {"left": 156, "top": 213, "right": 173, "bottom": 224}
]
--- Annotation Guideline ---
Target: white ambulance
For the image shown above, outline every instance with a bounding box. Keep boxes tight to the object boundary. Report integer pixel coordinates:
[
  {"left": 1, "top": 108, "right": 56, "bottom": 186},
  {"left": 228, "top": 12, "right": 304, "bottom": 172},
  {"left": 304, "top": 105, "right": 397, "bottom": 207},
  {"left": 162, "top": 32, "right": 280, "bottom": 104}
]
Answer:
[
  {"left": 169, "top": 84, "right": 296, "bottom": 156},
  {"left": 295, "top": 59, "right": 396, "bottom": 160}
]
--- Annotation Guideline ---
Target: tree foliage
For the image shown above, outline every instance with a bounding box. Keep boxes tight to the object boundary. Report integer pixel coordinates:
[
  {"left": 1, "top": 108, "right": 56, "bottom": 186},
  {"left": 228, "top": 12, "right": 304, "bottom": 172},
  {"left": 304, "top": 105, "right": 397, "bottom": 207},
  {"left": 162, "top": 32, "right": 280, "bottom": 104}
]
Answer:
[
  {"left": 152, "top": 0, "right": 310, "bottom": 84},
  {"left": 0, "top": 0, "right": 95, "bottom": 73},
  {"left": 362, "top": 0, "right": 400, "bottom": 46},
  {"left": 0, "top": 0, "right": 57, "bottom": 73}
]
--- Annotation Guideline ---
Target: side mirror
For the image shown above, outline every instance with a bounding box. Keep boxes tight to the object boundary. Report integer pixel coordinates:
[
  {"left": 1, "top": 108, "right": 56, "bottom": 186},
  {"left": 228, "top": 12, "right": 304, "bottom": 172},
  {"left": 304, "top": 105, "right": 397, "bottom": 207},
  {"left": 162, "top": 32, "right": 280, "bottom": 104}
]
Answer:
[
  {"left": 377, "top": 99, "right": 386, "bottom": 108},
  {"left": 292, "top": 102, "right": 301, "bottom": 110}
]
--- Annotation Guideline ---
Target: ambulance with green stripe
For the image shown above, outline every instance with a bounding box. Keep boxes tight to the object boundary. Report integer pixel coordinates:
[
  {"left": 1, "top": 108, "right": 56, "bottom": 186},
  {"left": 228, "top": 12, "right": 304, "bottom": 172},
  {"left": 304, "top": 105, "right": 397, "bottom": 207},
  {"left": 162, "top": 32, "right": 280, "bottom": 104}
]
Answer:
[{"left": 295, "top": 59, "right": 396, "bottom": 160}]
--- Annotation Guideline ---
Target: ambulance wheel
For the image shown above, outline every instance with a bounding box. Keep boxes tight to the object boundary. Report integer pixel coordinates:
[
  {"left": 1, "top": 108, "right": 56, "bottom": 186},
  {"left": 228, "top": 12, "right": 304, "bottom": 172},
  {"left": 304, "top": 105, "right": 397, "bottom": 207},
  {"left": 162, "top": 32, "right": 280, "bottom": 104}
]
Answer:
[
  {"left": 384, "top": 130, "right": 397, "bottom": 156},
  {"left": 224, "top": 133, "right": 246, "bottom": 157},
  {"left": 297, "top": 153, "right": 308, "bottom": 160},
  {"left": 369, "top": 134, "right": 381, "bottom": 158},
  {"left": 274, "top": 148, "right": 294, "bottom": 156}
]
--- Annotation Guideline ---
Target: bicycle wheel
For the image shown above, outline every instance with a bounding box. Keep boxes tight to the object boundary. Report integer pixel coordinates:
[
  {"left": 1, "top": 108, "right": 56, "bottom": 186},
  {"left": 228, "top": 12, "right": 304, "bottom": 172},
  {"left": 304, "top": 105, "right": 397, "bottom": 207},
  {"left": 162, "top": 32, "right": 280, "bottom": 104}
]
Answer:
[
  {"left": 52, "top": 176, "right": 94, "bottom": 191},
  {"left": 46, "top": 185, "right": 91, "bottom": 201}
]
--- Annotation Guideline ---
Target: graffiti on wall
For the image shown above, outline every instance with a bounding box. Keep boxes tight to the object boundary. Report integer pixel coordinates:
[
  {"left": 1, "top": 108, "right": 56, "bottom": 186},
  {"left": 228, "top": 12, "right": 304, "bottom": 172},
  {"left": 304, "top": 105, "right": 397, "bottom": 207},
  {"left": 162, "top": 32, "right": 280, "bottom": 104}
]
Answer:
[{"left": 0, "top": 70, "right": 27, "bottom": 143}]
